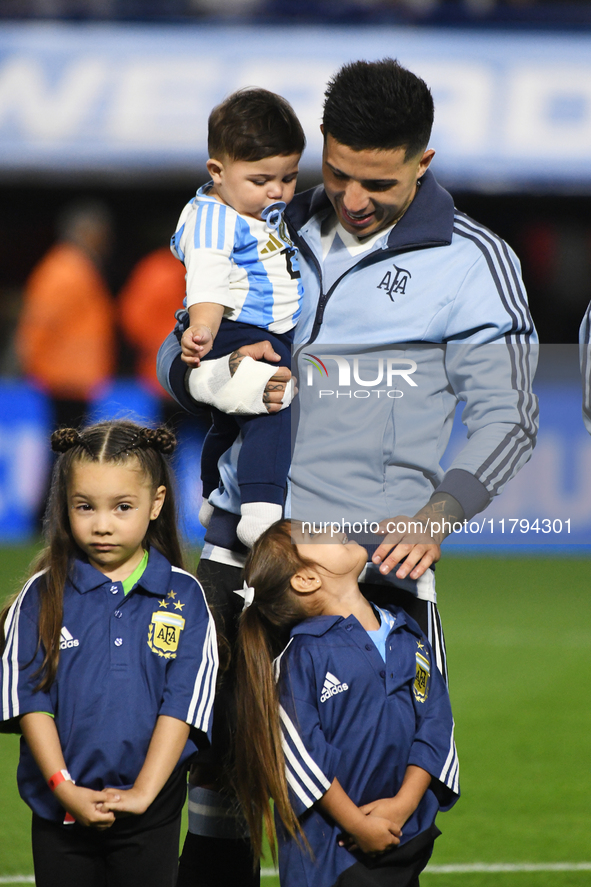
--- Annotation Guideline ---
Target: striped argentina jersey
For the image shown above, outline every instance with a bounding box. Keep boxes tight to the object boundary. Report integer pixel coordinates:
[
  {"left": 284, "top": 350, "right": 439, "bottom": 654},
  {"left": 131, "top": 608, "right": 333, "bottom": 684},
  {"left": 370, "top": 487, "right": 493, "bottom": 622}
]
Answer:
[
  {"left": 171, "top": 185, "right": 303, "bottom": 334},
  {"left": 1, "top": 547, "right": 217, "bottom": 823},
  {"left": 275, "top": 606, "right": 458, "bottom": 887}
]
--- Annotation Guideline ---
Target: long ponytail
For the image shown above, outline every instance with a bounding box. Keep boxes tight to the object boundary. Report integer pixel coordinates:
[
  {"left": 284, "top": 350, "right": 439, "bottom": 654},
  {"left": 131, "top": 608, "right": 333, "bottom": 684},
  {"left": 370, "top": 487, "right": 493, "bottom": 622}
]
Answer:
[{"left": 234, "top": 521, "right": 312, "bottom": 862}]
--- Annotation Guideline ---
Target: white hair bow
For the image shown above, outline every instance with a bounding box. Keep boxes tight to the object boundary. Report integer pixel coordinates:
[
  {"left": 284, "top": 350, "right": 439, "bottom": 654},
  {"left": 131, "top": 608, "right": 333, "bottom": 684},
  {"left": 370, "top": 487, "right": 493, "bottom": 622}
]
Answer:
[{"left": 234, "top": 581, "right": 255, "bottom": 610}]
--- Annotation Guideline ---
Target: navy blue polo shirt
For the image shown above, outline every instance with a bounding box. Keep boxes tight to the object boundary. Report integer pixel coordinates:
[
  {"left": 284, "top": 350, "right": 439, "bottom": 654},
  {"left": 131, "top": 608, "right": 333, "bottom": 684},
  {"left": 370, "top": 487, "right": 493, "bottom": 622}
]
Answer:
[
  {"left": 1, "top": 547, "right": 218, "bottom": 823},
  {"left": 276, "top": 606, "right": 459, "bottom": 887}
]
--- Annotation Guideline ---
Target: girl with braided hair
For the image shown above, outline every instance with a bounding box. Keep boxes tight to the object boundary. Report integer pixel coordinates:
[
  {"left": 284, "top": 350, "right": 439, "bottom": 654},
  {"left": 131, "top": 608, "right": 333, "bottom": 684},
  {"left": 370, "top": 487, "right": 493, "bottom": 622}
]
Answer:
[
  {"left": 0, "top": 419, "right": 218, "bottom": 887},
  {"left": 234, "top": 521, "right": 459, "bottom": 887}
]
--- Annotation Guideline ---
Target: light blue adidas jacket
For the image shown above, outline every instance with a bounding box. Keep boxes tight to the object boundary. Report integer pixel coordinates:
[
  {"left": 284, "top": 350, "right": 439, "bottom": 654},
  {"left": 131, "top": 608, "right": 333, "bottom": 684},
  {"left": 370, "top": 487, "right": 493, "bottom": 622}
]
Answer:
[
  {"left": 157, "top": 170, "right": 538, "bottom": 568},
  {"left": 288, "top": 170, "right": 538, "bottom": 527}
]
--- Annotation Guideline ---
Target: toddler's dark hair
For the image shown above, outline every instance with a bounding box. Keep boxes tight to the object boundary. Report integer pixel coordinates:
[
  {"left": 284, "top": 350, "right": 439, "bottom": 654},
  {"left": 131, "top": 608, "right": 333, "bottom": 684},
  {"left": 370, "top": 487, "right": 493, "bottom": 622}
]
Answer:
[{"left": 208, "top": 88, "right": 305, "bottom": 162}]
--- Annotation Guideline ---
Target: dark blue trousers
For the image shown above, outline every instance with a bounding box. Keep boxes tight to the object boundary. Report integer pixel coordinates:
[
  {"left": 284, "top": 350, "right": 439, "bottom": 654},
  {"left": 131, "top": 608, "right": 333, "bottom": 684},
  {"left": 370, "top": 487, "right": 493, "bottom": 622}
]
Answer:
[{"left": 201, "top": 319, "right": 293, "bottom": 507}]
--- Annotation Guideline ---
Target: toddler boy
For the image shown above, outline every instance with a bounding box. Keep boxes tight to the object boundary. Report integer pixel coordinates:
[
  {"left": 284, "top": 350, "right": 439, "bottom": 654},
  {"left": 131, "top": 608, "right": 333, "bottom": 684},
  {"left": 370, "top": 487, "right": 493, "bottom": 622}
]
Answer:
[{"left": 171, "top": 88, "right": 305, "bottom": 547}]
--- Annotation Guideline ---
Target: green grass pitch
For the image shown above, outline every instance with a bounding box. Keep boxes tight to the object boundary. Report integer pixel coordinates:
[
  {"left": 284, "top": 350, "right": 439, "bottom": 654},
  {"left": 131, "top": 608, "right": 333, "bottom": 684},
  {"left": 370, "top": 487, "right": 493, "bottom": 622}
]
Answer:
[{"left": 0, "top": 545, "right": 589, "bottom": 886}]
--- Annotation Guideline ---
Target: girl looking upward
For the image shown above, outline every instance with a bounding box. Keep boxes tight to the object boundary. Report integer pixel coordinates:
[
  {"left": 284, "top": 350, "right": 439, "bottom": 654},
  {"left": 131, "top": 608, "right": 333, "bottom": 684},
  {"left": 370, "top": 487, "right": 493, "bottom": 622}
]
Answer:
[{"left": 234, "top": 521, "right": 459, "bottom": 887}]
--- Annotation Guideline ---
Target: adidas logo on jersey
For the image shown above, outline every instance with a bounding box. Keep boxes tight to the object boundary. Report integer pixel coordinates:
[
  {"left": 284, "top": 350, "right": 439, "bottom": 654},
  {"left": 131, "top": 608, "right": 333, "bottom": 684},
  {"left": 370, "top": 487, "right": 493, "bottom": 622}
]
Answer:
[
  {"left": 320, "top": 671, "right": 348, "bottom": 703},
  {"left": 59, "top": 626, "right": 79, "bottom": 650},
  {"left": 260, "top": 233, "right": 283, "bottom": 255}
]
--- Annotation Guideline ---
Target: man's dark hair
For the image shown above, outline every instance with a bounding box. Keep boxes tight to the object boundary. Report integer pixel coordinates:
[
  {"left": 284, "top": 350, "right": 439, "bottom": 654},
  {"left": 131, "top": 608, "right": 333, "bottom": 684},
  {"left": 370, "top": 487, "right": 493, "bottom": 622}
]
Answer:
[
  {"left": 208, "top": 88, "right": 305, "bottom": 162},
  {"left": 323, "top": 59, "right": 434, "bottom": 159}
]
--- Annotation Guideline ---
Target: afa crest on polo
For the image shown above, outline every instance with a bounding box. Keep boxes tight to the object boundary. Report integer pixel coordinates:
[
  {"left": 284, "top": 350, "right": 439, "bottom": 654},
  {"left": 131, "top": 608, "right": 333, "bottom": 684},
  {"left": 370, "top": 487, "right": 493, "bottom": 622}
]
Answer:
[
  {"left": 414, "top": 641, "right": 431, "bottom": 703},
  {"left": 148, "top": 589, "right": 186, "bottom": 658}
]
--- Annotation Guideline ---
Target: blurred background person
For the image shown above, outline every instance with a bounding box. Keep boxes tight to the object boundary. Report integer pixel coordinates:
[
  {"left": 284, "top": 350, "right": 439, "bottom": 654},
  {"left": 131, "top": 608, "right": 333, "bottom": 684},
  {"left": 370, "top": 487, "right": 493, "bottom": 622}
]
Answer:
[
  {"left": 15, "top": 200, "right": 115, "bottom": 430},
  {"left": 118, "top": 241, "right": 187, "bottom": 427}
]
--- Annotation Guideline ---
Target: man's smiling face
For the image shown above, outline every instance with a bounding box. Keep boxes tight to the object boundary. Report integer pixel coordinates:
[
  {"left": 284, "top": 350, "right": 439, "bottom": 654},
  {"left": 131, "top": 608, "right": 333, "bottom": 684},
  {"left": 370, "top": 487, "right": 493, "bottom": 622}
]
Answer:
[{"left": 322, "top": 133, "right": 434, "bottom": 237}]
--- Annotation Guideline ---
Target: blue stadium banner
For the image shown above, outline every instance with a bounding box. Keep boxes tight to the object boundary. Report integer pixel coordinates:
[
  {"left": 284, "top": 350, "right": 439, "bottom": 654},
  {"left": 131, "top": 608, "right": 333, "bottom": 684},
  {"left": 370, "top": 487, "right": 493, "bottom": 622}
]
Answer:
[
  {"left": 1, "top": 22, "right": 591, "bottom": 187},
  {"left": 0, "top": 381, "right": 52, "bottom": 542}
]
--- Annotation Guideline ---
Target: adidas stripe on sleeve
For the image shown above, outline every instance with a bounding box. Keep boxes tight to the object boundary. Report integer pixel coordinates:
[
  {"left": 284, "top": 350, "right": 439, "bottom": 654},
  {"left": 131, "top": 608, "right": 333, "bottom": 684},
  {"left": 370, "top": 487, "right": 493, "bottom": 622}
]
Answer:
[
  {"left": 408, "top": 641, "right": 459, "bottom": 806},
  {"left": 185, "top": 614, "right": 218, "bottom": 734},
  {"left": 443, "top": 340, "right": 539, "bottom": 512},
  {"left": 438, "top": 721, "right": 460, "bottom": 797},
  {"left": 280, "top": 705, "right": 332, "bottom": 811},
  {"left": 452, "top": 212, "right": 535, "bottom": 344},
  {"left": 1, "top": 573, "right": 53, "bottom": 723},
  {"left": 161, "top": 568, "right": 218, "bottom": 738},
  {"left": 440, "top": 213, "right": 539, "bottom": 511},
  {"left": 277, "top": 651, "right": 341, "bottom": 817}
]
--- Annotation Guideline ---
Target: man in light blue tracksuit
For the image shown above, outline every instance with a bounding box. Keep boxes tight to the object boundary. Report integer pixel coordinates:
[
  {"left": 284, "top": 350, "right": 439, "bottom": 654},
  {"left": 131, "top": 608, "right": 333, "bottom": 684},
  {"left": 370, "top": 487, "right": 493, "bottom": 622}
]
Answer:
[{"left": 158, "top": 59, "right": 538, "bottom": 886}]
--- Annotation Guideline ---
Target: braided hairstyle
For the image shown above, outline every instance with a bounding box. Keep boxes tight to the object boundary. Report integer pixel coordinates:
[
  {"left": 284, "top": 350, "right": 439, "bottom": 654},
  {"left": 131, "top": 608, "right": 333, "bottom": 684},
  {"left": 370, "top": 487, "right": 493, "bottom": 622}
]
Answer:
[
  {"left": 0, "top": 420, "right": 183, "bottom": 691},
  {"left": 50, "top": 423, "right": 177, "bottom": 456}
]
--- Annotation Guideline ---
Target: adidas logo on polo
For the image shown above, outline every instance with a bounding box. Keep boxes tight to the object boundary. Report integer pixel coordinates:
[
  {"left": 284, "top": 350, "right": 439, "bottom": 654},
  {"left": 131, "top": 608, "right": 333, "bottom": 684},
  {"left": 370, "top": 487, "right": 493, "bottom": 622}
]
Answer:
[
  {"left": 320, "top": 671, "right": 348, "bottom": 704},
  {"left": 59, "top": 626, "right": 79, "bottom": 650}
]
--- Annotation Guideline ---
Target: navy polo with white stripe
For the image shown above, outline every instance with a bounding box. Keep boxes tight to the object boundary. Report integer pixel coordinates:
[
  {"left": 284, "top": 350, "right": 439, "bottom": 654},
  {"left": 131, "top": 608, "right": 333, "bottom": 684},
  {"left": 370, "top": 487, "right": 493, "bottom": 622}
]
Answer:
[
  {"left": 276, "top": 605, "right": 459, "bottom": 887},
  {"left": 1, "top": 547, "right": 217, "bottom": 823}
]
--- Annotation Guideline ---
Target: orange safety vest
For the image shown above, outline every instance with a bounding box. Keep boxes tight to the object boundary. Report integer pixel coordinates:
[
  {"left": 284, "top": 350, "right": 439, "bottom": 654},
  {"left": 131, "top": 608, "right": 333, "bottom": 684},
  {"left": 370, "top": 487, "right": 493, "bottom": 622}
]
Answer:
[
  {"left": 118, "top": 247, "right": 186, "bottom": 394},
  {"left": 17, "top": 243, "right": 115, "bottom": 400}
]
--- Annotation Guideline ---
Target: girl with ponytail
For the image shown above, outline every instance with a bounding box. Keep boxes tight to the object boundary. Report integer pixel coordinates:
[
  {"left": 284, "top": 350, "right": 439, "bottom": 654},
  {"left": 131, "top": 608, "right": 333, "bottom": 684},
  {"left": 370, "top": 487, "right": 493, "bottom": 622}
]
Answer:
[
  {"left": 234, "top": 521, "right": 459, "bottom": 887},
  {"left": 0, "top": 420, "right": 218, "bottom": 887}
]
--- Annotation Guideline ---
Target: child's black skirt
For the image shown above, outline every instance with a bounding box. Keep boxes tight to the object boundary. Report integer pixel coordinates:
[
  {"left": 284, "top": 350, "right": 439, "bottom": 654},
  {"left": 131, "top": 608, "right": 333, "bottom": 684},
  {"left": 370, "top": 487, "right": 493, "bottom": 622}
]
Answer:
[{"left": 332, "top": 824, "right": 441, "bottom": 887}]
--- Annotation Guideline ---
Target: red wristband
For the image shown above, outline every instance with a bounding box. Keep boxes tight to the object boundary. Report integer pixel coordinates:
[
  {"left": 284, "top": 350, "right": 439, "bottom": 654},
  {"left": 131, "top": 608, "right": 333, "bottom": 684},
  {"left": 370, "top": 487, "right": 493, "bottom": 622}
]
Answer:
[{"left": 48, "top": 769, "right": 72, "bottom": 792}]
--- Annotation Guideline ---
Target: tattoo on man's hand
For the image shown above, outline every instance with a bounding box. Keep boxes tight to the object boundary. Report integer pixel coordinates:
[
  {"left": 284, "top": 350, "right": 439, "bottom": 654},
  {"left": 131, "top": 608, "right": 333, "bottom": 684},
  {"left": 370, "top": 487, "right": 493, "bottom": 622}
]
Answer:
[
  {"left": 229, "top": 350, "right": 242, "bottom": 377},
  {"left": 413, "top": 492, "right": 465, "bottom": 542}
]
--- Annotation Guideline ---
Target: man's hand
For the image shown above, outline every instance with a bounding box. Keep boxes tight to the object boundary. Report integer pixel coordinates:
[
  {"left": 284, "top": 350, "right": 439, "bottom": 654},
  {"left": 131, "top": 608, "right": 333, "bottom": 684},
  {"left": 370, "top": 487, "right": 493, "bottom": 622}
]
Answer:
[
  {"left": 372, "top": 493, "right": 464, "bottom": 580},
  {"left": 371, "top": 517, "right": 441, "bottom": 581},
  {"left": 228, "top": 342, "right": 294, "bottom": 414},
  {"left": 181, "top": 324, "right": 214, "bottom": 367}
]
